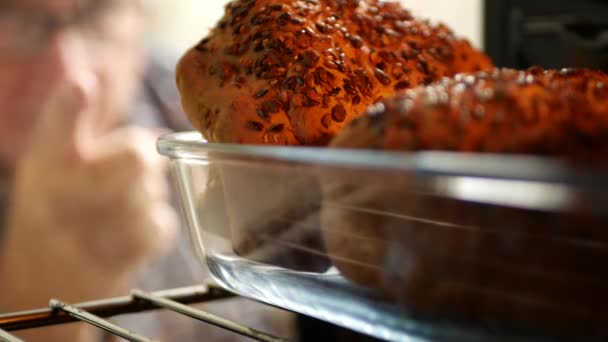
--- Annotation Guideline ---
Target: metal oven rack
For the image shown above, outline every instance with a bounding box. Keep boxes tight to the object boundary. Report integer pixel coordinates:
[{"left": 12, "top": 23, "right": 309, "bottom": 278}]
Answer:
[{"left": 0, "top": 284, "right": 288, "bottom": 342}]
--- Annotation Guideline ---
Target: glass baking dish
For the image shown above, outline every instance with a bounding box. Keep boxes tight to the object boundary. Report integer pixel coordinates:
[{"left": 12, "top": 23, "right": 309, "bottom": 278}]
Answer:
[{"left": 158, "top": 131, "right": 608, "bottom": 342}]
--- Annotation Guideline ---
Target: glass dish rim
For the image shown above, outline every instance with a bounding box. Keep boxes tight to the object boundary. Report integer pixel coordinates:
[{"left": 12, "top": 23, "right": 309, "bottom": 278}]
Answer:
[{"left": 157, "top": 131, "right": 607, "bottom": 186}]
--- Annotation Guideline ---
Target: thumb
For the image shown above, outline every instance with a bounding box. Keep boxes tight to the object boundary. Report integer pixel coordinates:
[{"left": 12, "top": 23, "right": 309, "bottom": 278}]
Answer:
[{"left": 28, "top": 76, "right": 96, "bottom": 160}]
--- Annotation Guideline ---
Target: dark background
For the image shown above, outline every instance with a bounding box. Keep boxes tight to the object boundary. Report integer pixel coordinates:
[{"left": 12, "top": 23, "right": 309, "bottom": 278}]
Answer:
[{"left": 484, "top": 0, "right": 608, "bottom": 70}]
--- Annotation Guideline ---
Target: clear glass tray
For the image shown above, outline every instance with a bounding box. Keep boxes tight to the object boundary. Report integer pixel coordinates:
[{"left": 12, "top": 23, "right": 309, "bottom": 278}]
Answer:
[{"left": 158, "top": 132, "right": 608, "bottom": 342}]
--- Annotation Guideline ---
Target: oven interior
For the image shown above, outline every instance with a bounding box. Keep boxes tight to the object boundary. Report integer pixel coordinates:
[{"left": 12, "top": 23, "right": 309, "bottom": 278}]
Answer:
[{"left": 485, "top": 0, "right": 608, "bottom": 70}]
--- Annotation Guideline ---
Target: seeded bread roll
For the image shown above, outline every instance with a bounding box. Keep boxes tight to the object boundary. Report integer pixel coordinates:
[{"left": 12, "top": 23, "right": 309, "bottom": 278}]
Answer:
[
  {"left": 321, "top": 68, "right": 608, "bottom": 334},
  {"left": 176, "top": 0, "right": 493, "bottom": 145},
  {"left": 331, "top": 68, "right": 608, "bottom": 156}
]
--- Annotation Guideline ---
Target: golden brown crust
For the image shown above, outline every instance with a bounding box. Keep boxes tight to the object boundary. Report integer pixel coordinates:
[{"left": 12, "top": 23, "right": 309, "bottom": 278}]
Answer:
[
  {"left": 176, "top": 0, "right": 493, "bottom": 145},
  {"left": 332, "top": 68, "right": 608, "bottom": 160}
]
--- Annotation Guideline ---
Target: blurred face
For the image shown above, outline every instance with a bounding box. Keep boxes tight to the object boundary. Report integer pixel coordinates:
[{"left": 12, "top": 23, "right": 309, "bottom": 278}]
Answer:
[{"left": 0, "top": 0, "right": 144, "bottom": 169}]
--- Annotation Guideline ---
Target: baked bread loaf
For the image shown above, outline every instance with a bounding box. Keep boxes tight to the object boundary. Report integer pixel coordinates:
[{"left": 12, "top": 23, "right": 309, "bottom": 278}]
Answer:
[
  {"left": 331, "top": 67, "right": 608, "bottom": 158},
  {"left": 176, "top": 0, "right": 493, "bottom": 145},
  {"left": 176, "top": 0, "right": 493, "bottom": 275},
  {"left": 321, "top": 68, "right": 608, "bottom": 335}
]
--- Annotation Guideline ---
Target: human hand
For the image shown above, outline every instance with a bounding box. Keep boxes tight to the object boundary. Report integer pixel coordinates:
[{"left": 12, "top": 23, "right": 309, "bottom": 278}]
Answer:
[{"left": 2, "top": 73, "right": 177, "bottom": 302}]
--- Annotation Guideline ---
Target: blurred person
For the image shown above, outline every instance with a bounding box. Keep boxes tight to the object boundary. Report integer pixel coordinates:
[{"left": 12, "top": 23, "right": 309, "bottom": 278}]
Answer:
[
  {"left": 0, "top": 0, "right": 177, "bottom": 340},
  {"left": 0, "top": 0, "right": 294, "bottom": 341}
]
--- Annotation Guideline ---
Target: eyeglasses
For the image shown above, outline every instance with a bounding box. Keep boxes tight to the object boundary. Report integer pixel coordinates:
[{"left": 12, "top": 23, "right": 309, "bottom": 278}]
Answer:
[{"left": 0, "top": 1, "right": 138, "bottom": 58}]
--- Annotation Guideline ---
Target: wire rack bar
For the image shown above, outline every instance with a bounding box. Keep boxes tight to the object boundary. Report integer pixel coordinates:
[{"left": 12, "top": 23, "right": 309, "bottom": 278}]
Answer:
[
  {"left": 0, "top": 328, "right": 24, "bottom": 342},
  {"left": 131, "top": 289, "right": 288, "bottom": 342},
  {"left": 0, "top": 285, "right": 233, "bottom": 332},
  {"left": 49, "top": 299, "right": 155, "bottom": 342}
]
